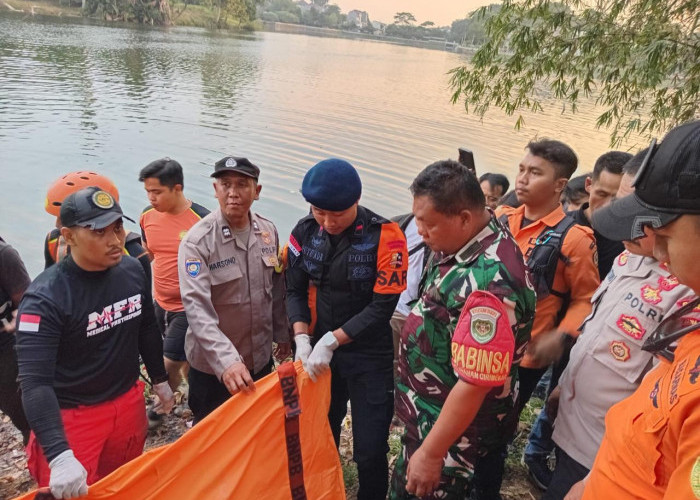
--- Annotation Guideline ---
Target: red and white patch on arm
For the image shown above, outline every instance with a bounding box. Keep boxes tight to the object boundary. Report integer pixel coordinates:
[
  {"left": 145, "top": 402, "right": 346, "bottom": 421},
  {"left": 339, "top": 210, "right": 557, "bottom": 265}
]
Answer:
[
  {"left": 451, "top": 291, "right": 515, "bottom": 387},
  {"left": 19, "top": 314, "right": 41, "bottom": 332}
]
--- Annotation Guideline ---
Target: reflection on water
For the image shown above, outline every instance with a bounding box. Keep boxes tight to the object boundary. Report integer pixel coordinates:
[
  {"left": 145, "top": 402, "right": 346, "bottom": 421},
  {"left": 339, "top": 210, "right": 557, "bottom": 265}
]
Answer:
[{"left": 0, "top": 15, "right": 646, "bottom": 277}]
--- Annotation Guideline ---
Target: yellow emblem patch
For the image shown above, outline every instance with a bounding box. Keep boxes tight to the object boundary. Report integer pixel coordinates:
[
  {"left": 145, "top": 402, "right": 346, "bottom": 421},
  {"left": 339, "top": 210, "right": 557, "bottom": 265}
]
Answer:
[
  {"left": 691, "top": 456, "right": 700, "bottom": 499},
  {"left": 92, "top": 190, "right": 114, "bottom": 209}
]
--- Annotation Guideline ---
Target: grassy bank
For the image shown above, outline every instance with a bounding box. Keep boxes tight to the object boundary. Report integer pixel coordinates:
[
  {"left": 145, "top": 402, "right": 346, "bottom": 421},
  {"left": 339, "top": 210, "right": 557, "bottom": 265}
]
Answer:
[
  {"left": 1, "top": 0, "right": 82, "bottom": 18},
  {"left": 0, "top": 0, "right": 260, "bottom": 29}
]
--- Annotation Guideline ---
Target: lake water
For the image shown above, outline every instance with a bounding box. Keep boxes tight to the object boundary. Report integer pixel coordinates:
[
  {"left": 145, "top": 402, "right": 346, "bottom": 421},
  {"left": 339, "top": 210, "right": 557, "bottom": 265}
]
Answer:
[{"left": 0, "top": 15, "right": 646, "bottom": 278}]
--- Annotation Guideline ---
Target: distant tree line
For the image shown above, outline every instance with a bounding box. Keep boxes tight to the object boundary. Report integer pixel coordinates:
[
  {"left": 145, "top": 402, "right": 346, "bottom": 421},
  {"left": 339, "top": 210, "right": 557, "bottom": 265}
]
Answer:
[
  {"left": 259, "top": 0, "right": 348, "bottom": 29},
  {"left": 82, "top": 0, "right": 259, "bottom": 26}
]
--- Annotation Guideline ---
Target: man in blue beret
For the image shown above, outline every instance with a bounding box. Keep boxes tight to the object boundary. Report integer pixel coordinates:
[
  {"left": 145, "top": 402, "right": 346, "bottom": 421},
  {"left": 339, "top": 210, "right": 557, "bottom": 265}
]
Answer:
[{"left": 286, "top": 158, "right": 409, "bottom": 500}]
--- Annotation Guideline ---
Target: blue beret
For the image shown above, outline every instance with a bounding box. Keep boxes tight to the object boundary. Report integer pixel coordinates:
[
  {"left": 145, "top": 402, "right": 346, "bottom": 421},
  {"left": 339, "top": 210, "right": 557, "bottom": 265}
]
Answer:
[{"left": 301, "top": 158, "right": 362, "bottom": 211}]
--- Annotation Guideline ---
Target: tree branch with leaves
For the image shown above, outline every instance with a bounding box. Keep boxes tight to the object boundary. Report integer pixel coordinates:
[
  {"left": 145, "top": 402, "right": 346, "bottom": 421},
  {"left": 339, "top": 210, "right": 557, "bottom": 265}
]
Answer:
[{"left": 448, "top": 0, "right": 700, "bottom": 145}]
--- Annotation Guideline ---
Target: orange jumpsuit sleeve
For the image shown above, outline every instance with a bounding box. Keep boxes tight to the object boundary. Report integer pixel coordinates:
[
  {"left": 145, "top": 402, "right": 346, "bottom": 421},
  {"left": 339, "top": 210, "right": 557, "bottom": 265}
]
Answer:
[
  {"left": 557, "top": 226, "right": 599, "bottom": 337},
  {"left": 664, "top": 402, "right": 700, "bottom": 499},
  {"left": 373, "top": 222, "right": 409, "bottom": 295}
]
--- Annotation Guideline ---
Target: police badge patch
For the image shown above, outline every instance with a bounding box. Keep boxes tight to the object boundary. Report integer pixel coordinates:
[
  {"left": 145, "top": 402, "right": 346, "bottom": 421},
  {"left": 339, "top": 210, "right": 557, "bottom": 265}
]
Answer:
[
  {"left": 609, "top": 340, "right": 631, "bottom": 362},
  {"left": 470, "top": 306, "right": 500, "bottom": 344},
  {"left": 616, "top": 314, "right": 646, "bottom": 340},
  {"left": 640, "top": 284, "right": 663, "bottom": 305},
  {"left": 185, "top": 258, "right": 202, "bottom": 277}
]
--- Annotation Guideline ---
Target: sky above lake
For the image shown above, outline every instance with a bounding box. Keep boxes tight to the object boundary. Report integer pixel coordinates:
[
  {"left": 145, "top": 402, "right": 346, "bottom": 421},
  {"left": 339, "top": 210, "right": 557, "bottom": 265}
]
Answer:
[{"left": 333, "top": 0, "right": 493, "bottom": 26}]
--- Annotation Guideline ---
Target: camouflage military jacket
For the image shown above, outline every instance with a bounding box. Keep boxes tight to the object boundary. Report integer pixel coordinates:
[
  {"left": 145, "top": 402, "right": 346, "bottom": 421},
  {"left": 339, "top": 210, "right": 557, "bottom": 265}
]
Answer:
[{"left": 395, "top": 216, "right": 536, "bottom": 479}]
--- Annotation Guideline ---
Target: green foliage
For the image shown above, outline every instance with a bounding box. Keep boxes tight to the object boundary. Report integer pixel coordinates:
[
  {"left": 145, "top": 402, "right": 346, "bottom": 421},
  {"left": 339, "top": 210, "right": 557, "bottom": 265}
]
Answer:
[
  {"left": 211, "top": 0, "right": 259, "bottom": 28},
  {"left": 299, "top": 5, "right": 344, "bottom": 28},
  {"left": 449, "top": 0, "right": 700, "bottom": 145},
  {"left": 385, "top": 22, "right": 447, "bottom": 40},
  {"left": 448, "top": 5, "right": 501, "bottom": 45},
  {"left": 262, "top": 0, "right": 299, "bottom": 16},
  {"left": 275, "top": 10, "right": 298, "bottom": 23},
  {"left": 393, "top": 11, "right": 416, "bottom": 25},
  {"left": 82, "top": 0, "right": 257, "bottom": 25},
  {"left": 83, "top": 0, "right": 166, "bottom": 24}
]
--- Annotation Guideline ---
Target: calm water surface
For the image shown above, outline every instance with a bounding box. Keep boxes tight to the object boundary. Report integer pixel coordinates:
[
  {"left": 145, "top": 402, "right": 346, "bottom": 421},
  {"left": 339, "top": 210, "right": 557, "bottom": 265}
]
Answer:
[{"left": 0, "top": 16, "right": 645, "bottom": 277}]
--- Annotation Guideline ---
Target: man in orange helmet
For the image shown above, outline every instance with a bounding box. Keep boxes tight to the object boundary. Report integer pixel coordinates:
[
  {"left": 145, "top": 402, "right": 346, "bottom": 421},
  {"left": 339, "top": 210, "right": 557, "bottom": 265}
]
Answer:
[
  {"left": 43, "top": 172, "right": 151, "bottom": 284},
  {"left": 17, "top": 187, "right": 174, "bottom": 499}
]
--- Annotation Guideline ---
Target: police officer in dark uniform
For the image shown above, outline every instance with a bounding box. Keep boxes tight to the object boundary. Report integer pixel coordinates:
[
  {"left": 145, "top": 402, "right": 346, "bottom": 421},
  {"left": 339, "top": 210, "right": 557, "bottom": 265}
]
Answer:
[{"left": 286, "top": 158, "right": 409, "bottom": 500}]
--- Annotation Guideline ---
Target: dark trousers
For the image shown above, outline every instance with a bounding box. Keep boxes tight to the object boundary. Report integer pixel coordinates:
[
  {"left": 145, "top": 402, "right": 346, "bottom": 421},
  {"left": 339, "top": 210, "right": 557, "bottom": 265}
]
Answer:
[
  {"left": 524, "top": 352, "right": 571, "bottom": 460},
  {"left": 188, "top": 359, "right": 273, "bottom": 425},
  {"left": 516, "top": 366, "right": 549, "bottom": 414},
  {"left": 0, "top": 337, "right": 30, "bottom": 444},
  {"left": 328, "top": 362, "right": 394, "bottom": 500},
  {"left": 470, "top": 365, "right": 548, "bottom": 498},
  {"left": 469, "top": 442, "right": 508, "bottom": 500},
  {"left": 541, "top": 447, "right": 589, "bottom": 500}
]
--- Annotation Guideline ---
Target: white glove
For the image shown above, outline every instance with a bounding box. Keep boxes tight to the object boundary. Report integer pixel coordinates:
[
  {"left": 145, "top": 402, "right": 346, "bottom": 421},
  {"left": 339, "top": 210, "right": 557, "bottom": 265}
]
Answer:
[
  {"left": 294, "top": 334, "right": 313, "bottom": 365},
  {"left": 48, "top": 449, "right": 88, "bottom": 499},
  {"left": 152, "top": 381, "right": 175, "bottom": 415},
  {"left": 305, "top": 331, "right": 339, "bottom": 382}
]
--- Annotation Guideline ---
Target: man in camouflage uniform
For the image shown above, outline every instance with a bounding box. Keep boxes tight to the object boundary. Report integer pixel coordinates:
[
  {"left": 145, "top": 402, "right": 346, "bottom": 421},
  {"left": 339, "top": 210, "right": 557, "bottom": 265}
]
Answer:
[{"left": 391, "top": 160, "right": 536, "bottom": 500}]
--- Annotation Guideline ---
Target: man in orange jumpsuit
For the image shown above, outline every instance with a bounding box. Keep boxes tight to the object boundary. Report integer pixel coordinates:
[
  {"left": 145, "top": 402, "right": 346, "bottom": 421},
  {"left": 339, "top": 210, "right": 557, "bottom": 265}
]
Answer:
[
  {"left": 565, "top": 120, "right": 700, "bottom": 499},
  {"left": 491, "top": 139, "right": 599, "bottom": 491}
]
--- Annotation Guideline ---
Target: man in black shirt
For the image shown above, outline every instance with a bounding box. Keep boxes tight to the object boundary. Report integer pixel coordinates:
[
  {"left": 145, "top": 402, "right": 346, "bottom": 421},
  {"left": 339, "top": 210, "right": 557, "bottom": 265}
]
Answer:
[
  {"left": 16, "top": 187, "right": 173, "bottom": 499},
  {"left": 568, "top": 151, "right": 631, "bottom": 278},
  {"left": 0, "top": 236, "right": 32, "bottom": 444}
]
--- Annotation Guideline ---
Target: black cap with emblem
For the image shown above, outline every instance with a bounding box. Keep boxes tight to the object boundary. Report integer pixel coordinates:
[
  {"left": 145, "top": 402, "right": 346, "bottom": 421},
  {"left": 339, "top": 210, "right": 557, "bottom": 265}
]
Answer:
[
  {"left": 211, "top": 156, "right": 260, "bottom": 180},
  {"left": 60, "top": 186, "right": 135, "bottom": 230},
  {"left": 592, "top": 120, "right": 700, "bottom": 241}
]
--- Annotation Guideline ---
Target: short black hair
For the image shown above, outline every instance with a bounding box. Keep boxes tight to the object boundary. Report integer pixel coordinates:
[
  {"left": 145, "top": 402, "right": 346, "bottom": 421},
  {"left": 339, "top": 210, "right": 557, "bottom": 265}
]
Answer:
[
  {"left": 526, "top": 139, "right": 578, "bottom": 179},
  {"left": 592, "top": 151, "right": 633, "bottom": 180},
  {"left": 479, "top": 173, "right": 510, "bottom": 195},
  {"left": 622, "top": 148, "right": 650, "bottom": 176},
  {"left": 138, "top": 158, "right": 184, "bottom": 189},
  {"left": 498, "top": 190, "right": 521, "bottom": 208},
  {"left": 561, "top": 173, "right": 589, "bottom": 205},
  {"left": 411, "top": 160, "right": 485, "bottom": 214}
]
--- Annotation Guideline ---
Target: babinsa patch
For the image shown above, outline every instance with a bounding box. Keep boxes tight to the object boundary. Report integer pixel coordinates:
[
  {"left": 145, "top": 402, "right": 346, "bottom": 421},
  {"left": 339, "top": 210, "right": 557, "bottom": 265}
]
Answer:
[
  {"left": 470, "top": 306, "right": 500, "bottom": 344},
  {"left": 185, "top": 258, "right": 201, "bottom": 277}
]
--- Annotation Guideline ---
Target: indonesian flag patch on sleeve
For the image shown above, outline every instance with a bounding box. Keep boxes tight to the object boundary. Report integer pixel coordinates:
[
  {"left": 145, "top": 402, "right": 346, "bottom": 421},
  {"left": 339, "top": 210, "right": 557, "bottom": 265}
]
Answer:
[
  {"left": 19, "top": 314, "right": 41, "bottom": 332},
  {"left": 451, "top": 290, "right": 515, "bottom": 387}
]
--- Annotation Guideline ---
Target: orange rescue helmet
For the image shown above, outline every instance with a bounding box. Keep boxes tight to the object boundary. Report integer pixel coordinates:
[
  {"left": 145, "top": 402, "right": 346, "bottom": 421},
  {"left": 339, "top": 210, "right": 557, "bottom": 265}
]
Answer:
[{"left": 45, "top": 171, "right": 120, "bottom": 216}]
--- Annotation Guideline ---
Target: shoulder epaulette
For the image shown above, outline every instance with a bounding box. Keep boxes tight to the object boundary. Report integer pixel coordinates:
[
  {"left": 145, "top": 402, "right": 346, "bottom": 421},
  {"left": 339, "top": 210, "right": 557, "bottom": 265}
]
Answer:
[{"left": 189, "top": 202, "right": 211, "bottom": 219}]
